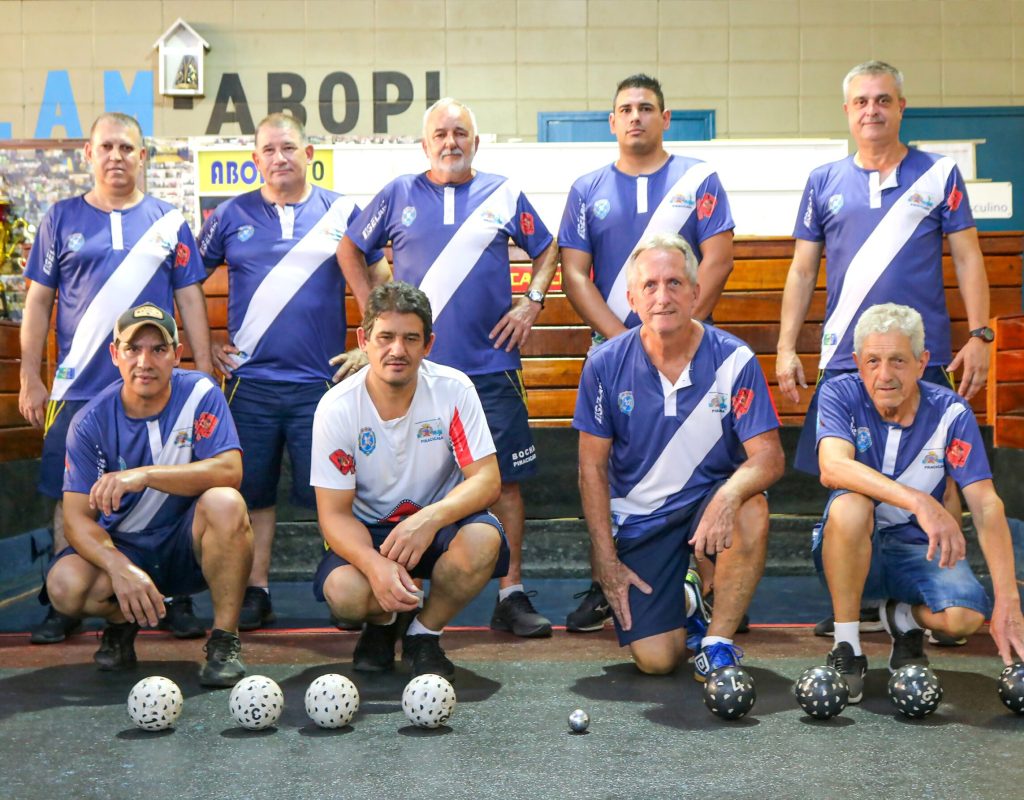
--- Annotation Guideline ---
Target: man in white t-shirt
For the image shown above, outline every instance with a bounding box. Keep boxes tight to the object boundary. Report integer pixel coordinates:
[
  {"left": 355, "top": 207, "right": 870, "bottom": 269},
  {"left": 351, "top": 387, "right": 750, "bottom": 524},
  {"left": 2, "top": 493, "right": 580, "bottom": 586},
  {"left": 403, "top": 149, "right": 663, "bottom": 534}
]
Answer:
[{"left": 310, "top": 281, "right": 509, "bottom": 678}]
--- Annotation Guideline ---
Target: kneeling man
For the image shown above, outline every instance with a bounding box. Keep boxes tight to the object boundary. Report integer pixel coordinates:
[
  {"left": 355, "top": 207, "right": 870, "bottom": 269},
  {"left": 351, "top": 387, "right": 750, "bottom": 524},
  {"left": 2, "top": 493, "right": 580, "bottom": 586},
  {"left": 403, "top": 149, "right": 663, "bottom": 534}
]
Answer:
[
  {"left": 815, "top": 303, "right": 1024, "bottom": 702},
  {"left": 311, "top": 282, "right": 508, "bottom": 679},
  {"left": 45, "top": 304, "right": 253, "bottom": 686},
  {"left": 575, "top": 233, "right": 784, "bottom": 678}
]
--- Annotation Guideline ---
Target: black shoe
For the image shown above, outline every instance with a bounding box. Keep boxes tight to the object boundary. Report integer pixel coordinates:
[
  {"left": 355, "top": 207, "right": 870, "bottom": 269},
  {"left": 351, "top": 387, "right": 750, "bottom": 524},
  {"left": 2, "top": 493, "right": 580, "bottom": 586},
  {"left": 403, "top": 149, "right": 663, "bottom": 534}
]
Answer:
[
  {"left": 880, "top": 599, "right": 928, "bottom": 673},
  {"left": 566, "top": 582, "right": 612, "bottom": 633},
  {"left": 813, "top": 606, "right": 886, "bottom": 637},
  {"left": 491, "top": 590, "right": 552, "bottom": 638},
  {"left": 352, "top": 613, "right": 413, "bottom": 673},
  {"left": 238, "top": 587, "right": 275, "bottom": 631},
  {"left": 94, "top": 621, "right": 139, "bottom": 671},
  {"left": 331, "top": 614, "right": 362, "bottom": 631},
  {"left": 159, "top": 596, "right": 206, "bottom": 639},
  {"left": 199, "top": 629, "right": 246, "bottom": 687},
  {"left": 402, "top": 633, "right": 455, "bottom": 678},
  {"left": 30, "top": 607, "right": 81, "bottom": 644},
  {"left": 826, "top": 641, "right": 868, "bottom": 704}
]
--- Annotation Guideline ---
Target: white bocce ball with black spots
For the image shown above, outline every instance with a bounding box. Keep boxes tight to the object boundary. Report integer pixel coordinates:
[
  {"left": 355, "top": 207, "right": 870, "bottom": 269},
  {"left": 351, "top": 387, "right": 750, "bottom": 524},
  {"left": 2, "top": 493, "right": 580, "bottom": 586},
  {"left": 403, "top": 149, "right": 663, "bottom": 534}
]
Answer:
[
  {"left": 305, "top": 674, "right": 360, "bottom": 728},
  {"left": 402, "top": 674, "right": 456, "bottom": 728},
  {"left": 229, "top": 675, "right": 284, "bottom": 730},
  {"left": 127, "top": 676, "right": 183, "bottom": 731}
]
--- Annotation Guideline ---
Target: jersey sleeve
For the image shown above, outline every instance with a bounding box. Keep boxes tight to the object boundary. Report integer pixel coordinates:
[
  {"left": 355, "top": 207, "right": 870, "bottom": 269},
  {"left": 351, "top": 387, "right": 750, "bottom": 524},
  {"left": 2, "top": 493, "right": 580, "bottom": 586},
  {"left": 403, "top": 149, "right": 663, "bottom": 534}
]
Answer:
[
  {"left": 815, "top": 378, "right": 856, "bottom": 448},
  {"left": 450, "top": 381, "right": 496, "bottom": 468},
  {"left": 509, "top": 191, "right": 554, "bottom": 259},
  {"left": 557, "top": 182, "right": 591, "bottom": 255},
  {"left": 792, "top": 173, "right": 824, "bottom": 242},
  {"left": 345, "top": 186, "right": 393, "bottom": 255},
  {"left": 940, "top": 165, "right": 976, "bottom": 235},
  {"left": 197, "top": 202, "right": 227, "bottom": 269},
  {"left": 24, "top": 204, "right": 61, "bottom": 288},
  {"left": 572, "top": 356, "right": 613, "bottom": 438},
  {"left": 62, "top": 407, "right": 102, "bottom": 495},
  {"left": 191, "top": 384, "right": 241, "bottom": 460},
  {"left": 310, "top": 394, "right": 358, "bottom": 491},
  {"left": 944, "top": 406, "right": 991, "bottom": 488},
  {"left": 694, "top": 171, "right": 735, "bottom": 243},
  {"left": 730, "top": 353, "right": 780, "bottom": 442},
  {"left": 171, "top": 220, "right": 206, "bottom": 289},
  {"left": 346, "top": 202, "right": 386, "bottom": 265}
]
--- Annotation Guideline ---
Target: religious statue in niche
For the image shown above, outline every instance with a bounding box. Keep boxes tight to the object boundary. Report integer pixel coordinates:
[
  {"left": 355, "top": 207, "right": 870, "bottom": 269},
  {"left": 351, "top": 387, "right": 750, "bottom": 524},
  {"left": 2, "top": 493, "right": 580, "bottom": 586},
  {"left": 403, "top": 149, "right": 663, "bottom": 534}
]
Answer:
[{"left": 175, "top": 55, "right": 199, "bottom": 91}]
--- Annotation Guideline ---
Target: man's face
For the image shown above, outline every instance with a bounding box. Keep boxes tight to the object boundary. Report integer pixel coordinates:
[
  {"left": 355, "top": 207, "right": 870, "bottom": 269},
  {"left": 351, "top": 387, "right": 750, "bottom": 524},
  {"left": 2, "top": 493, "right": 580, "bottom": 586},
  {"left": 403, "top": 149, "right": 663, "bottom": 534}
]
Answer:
[
  {"left": 357, "top": 311, "right": 434, "bottom": 389},
  {"left": 854, "top": 331, "right": 928, "bottom": 416},
  {"left": 609, "top": 87, "right": 670, "bottom": 157},
  {"left": 110, "top": 327, "right": 181, "bottom": 403},
  {"left": 844, "top": 72, "right": 906, "bottom": 148},
  {"left": 85, "top": 119, "right": 145, "bottom": 194},
  {"left": 626, "top": 248, "right": 699, "bottom": 336},
  {"left": 253, "top": 123, "right": 313, "bottom": 195},
  {"left": 422, "top": 104, "right": 478, "bottom": 183}
]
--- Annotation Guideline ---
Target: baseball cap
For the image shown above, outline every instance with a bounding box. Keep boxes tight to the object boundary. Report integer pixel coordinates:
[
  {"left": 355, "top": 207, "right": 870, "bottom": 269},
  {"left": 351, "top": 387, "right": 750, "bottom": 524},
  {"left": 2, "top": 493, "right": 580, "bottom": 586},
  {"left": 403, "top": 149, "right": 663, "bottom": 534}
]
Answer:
[{"left": 113, "top": 303, "right": 179, "bottom": 346}]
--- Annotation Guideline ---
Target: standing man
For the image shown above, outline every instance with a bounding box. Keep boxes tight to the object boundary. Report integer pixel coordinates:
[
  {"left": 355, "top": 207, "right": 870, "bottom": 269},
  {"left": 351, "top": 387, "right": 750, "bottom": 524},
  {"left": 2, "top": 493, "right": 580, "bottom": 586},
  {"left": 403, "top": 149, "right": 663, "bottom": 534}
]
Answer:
[
  {"left": 44, "top": 304, "right": 252, "bottom": 686},
  {"left": 558, "top": 74, "right": 736, "bottom": 631},
  {"left": 198, "top": 113, "right": 385, "bottom": 631},
  {"left": 20, "top": 112, "right": 212, "bottom": 644},
  {"left": 340, "top": 98, "right": 560, "bottom": 639},
  {"left": 575, "top": 234, "right": 783, "bottom": 677},
  {"left": 312, "top": 282, "right": 508, "bottom": 677}
]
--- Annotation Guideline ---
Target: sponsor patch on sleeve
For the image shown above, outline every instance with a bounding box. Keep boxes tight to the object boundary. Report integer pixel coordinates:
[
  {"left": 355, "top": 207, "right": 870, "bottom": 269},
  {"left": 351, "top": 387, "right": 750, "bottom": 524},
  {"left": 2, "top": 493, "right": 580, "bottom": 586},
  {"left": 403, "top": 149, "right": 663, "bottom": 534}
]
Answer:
[
  {"left": 194, "top": 412, "right": 219, "bottom": 441},
  {"left": 696, "top": 192, "right": 717, "bottom": 220},
  {"left": 732, "top": 388, "right": 753, "bottom": 420},
  {"left": 947, "top": 183, "right": 964, "bottom": 212},
  {"left": 175, "top": 242, "right": 191, "bottom": 267},
  {"left": 330, "top": 448, "right": 356, "bottom": 475},
  {"left": 945, "top": 438, "right": 971, "bottom": 468},
  {"left": 519, "top": 212, "right": 535, "bottom": 235}
]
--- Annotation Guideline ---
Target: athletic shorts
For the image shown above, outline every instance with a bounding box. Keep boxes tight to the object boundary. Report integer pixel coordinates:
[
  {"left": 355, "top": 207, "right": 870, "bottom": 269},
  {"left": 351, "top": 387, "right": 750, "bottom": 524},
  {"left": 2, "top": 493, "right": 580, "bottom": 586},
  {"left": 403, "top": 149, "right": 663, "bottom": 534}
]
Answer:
[
  {"left": 38, "top": 399, "right": 89, "bottom": 499},
  {"left": 794, "top": 366, "right": 955, "bottom": 475},
  {"left": 812, "top": 489, "right": 991, "bottom": 617},
  {"left": 469, "top": 370, "right": 539, "bottom": 482},
  {"left": 312, "top": 511, "right": 509, "bottom": 602},
  {"left": 225, "top": 376, "right": 330, "bottom": 509}
]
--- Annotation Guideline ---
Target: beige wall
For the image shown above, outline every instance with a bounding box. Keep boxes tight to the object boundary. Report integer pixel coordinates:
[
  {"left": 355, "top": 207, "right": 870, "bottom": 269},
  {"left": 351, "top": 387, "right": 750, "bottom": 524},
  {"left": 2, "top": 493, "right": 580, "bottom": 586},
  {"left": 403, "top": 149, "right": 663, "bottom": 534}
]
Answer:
[{"left": 1, "top": 0, "right": 1023, "bottom": 141}]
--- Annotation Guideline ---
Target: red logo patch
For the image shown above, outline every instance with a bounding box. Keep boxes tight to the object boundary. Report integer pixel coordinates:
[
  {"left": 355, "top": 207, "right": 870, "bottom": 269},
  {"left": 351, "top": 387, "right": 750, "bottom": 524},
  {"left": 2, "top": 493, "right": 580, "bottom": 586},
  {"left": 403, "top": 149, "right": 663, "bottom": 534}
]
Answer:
[
  {"left": 329, "top": 448, "right": 355, "bottom": 475},
  {"left": 696, "top": 192, "right": 717, "bottom": 220},
  {"left": 194, "top": 412, "right": 218, "bottom": 441},
  {"left": 519, "top": 212, "right": 535, "bottom": 235},
  {"left": 175, "top": 242, "right": 190, "bottom": 267},
  {"left": 732, "top": 388, "right": 754, "bottom": 420},
  {"left": 946, "top": 438, "right": 971, "bottom": 468},
  {"left": 947, "top": 184, "right": 963, "bottom": 212}
]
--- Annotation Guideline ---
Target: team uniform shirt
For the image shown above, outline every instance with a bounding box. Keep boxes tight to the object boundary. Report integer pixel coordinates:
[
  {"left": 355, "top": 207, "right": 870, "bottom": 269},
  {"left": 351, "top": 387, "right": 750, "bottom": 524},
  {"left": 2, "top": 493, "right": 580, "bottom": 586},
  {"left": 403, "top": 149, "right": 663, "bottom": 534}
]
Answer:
[
  {"left": 558, "top": 156, "right": 734, "bottom": 327},
  {"left": 199, "top": 185, "right": 381, "bottom": 383},
  {"left": 816, "top": 373, "right": 990, "bottom": 540},
  {"left": 346, "top": 172, "right": 554, "bottom": 376},
  {"left": 311, "top": 359, "right": 496, "bottom": 525},
  {"left": 24, "top": 195, "right": 204, "bottom": 402},
  {"left": 62, "top": 369, "right": 241, "bottom": 534},
  {"left": 573, "top": 324, "right": 779, "bottom": 539},
  {"left": 794, "top": 148, "right": 976, "bottom": 371}
]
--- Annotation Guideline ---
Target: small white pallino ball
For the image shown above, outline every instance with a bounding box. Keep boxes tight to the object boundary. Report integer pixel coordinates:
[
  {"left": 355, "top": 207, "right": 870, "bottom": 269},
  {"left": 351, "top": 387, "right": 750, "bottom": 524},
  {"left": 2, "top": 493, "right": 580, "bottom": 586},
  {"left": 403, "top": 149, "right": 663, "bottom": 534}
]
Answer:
[
  {"left": 304, "top": 673, "right": 360, "bottom": 728},
  {"left": 127, "top": 676, "right": 183, "bottom": 731},
  {"left": 402, "top": 674, "right": 457, "bottom": 729},
  {"left": 229, "top": 675, "right": 284, "bottom": 730}
]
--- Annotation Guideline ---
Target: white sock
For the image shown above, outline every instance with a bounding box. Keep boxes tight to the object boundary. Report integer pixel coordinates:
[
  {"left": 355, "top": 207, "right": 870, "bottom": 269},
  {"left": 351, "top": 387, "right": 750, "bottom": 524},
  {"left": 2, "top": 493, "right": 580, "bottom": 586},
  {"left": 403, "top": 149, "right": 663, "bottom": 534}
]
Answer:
[
  {"left": 700, "top": 635, "right": 733, "bottom": 649},
  {"left": 498, "top": 584, "right": 524, "bottom": 602},
  {"left": 406, "top": 616, "right": 442, "bottom": 637},
  {"left": 834, "top": 621, "right": 862, "bottom": 655},
  {"left": 894, "top": 602, "right": 921, "bottom": 633},
  {"left": 684, "top": 582, "right": 697, "bottom": 618}
]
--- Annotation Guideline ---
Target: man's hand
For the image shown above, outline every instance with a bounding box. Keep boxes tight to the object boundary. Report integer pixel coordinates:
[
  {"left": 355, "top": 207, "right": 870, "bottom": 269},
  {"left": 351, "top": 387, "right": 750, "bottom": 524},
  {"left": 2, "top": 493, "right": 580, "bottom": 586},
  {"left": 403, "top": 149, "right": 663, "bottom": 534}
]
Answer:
[
  {"left": 329, "top": 347, "right": 368, "bottom": 383},
  {"left": 19, "top": 372, "right": 49, "bottom": 428},
  {"left": 914, "top": 494, "right": 967, "bottom": 568},
  {"left": 688, "top": 490, "right": 739, "bottom": 560},
  {"left": 109, "top": 561, "right": 165, "bottom": 627},
  {"left": 594, "top": 556, "right": 652, "bottom": 632},
  {"left": 212, "top": 341, "right": 243, "bottom": 378},
  {"left": 367, "top": 557, "right": 421, "bottom": 613},
  {"left": 775, "top": 348, "right": 807, "bottom": 404},
  {"left": 989, "top": 597, "right": 1024, "bottom": 666},
  {"left": 379, "top": 513, "right": 437, "bottom": 570},
  {"left": 89, "top": 470, "right": 148, "bottom": 517},
  {"left": 489, "top": 297, "right": 542, "bottom": 352},
  {"left": 948, "top": 337, "right": 990, "bottom": 400}
]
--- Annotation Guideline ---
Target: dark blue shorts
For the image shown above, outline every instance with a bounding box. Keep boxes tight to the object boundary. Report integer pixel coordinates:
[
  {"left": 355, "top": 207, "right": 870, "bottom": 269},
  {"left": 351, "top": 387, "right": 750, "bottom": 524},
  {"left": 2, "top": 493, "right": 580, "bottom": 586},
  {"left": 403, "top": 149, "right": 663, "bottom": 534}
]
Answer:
[
  {"left": 225, "top": 376, "right": 330, "bottom": 509},
  {"left": 812, "top": 489, "right": 991, "bottom": 616},
  {"left": 42, "top": 503, "right": 206, "bottom": 603},
  {"left": 312, "top": 511, "right": 509, "bottom": 602},
  {"left": 38, "top": 399, "right": 89, "bottom": 499},
  {"left": 794, "top": 366, "right": 954, "bottom": 475},
  {"left": 469, "top": 370, "right": 539, "bottom": 482}
]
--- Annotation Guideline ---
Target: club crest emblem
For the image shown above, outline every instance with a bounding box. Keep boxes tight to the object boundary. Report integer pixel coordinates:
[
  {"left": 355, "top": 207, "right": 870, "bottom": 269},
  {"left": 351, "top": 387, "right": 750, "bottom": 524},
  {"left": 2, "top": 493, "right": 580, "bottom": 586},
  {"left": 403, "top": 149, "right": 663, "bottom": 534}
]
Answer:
[
  {"left": 593, "top": 199, "right": 611, "bottom": 219},
  {"left": 707, "top": 393, "right": 728, "bottom": 413},
  {"left": 358, "top": 427, "right": 376, "bottom": 455},
  {"left": 855, "top": 427, "right": 872, "bottom": 452},
  {"left": 828, "top": 194, "right": 844, "bottom": 214},
  {"left": 237, "top": 225, "right": 255, "bottom": 242},
  {"left": 67, "top": 233, "right": 85, "bottom": 252},
  {"left": 401, "top": 206, "right": 417, "bottom": 227},
  {"left": 617, "top": 391, "right": 634, "bottom": 415}
]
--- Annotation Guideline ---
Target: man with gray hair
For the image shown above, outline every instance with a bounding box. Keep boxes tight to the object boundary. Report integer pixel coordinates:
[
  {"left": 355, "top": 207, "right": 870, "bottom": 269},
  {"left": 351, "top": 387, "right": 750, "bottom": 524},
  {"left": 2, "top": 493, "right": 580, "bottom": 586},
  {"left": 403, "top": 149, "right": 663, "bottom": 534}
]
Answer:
[
  {"left": 575, "top": 233, "right": 784, "bottom": 679},
  {"left": 812, "top": 303, "right": 1024, "bottom": 703},
  {"left": 340, "top": 97, "right": 560, "bottom": 645}
]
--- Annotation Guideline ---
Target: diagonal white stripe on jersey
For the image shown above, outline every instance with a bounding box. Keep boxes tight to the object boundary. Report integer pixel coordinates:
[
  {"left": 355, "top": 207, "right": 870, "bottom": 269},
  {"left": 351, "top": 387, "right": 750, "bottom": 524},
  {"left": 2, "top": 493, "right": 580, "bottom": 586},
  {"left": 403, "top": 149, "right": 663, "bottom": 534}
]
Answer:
[
  {"left": 418, "top": 180, "right": 520, "bottom": 322},
  {"left": 611, "top": 345, "right": 754, "bottom": 520},
  {"left": 233, "top": 197, "right": 355, "bottom": 357},
  {"left": 819, "top": 156, "right": 956, "bottom": 369},
  {"left": 606, "top": 161, "right": 715, "bottom": 323},
  {"left": 118, "top": 377, "right": 216, "bottom": 533},
  {"left": 51, "top": 208, "right": 187, "bottom": 401},
  {"left": 875, "top": 401, "right": 966, "bottom": 529}
]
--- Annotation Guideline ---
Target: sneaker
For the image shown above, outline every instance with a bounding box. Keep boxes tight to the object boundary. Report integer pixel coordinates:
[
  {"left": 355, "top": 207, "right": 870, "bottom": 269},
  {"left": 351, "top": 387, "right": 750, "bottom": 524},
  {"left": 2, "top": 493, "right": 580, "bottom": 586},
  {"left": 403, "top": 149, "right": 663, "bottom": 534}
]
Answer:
[
  {"left": 927, "top": 628, "right": 968, "bottom": 647},
  {"left": 402, "top": 633, "right": 455, "bottom": 678},
  {"left": 490, "top": 590, "right": 552, "bottom": 638},
  {"left": 93, "top": 621, "right": 139, "bottom": 671},
  {"left": 199, "top": 630, "right": 246, "bottom": 687},
  {"left": 684, "top": 568, "right": 711, "bottom": 651},
  {"left": 693, "top": 641, "right": 744, "bottom": 683},
  {"left": 352, "top": 613, "right": 412, "bottom": 673},
  {"left": 565, "top": 582, "right": 612, "bottom": 633},
  {"left": 813, "top": 606, "right": 886, "bottom": 637},
  {"left": 238, "top": 587, "right": 276, "bottom": 631},
  {"left": 880, "top": 599, "right": 928, "bottom": 673},
  {"left": 826, "top": 641, "right": 868, "bottom": 703},
  {"left": 159, "top": 596, "right": 206, "bottom": 639},
  {"left": 30, "top": 606, "right": 81, "bottom": 644}
]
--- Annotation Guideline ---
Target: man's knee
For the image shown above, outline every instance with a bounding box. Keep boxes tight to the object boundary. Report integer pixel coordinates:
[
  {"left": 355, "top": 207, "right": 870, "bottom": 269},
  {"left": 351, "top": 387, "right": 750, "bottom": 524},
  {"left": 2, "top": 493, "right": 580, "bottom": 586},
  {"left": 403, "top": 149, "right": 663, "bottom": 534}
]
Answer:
[
  {"left": 323, "top": 566, "right": 375, "bottom": 619},
  {"left": 447, "top": 523, "right": 502, "bottom": 575},
  {"left": 630, "top": 635, "right": 685, "bottom": 675},
  {"left": 196, "top": 488, "right": 251, "bottom": 541},
  {"left": 46, "top": 558, "right": 100, "bottom": 615},
  {"left": 937, "top": 606, "right": 985, "bottom": 638},
  {"left": 824, "top": 492, "right": 875, "bottom": 539},
  {"left": 733, "top": 494, "right": 769, "bottom": 550}
]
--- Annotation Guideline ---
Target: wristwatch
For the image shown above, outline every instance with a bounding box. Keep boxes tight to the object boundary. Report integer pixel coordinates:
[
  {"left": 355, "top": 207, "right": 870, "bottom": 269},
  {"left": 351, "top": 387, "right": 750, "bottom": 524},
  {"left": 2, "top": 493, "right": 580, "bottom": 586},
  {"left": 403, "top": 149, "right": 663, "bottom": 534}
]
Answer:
[
  {"left": 525, "top": 288, "right": 545, "bottom": 308},
  {"left": 969, "top": 326, "right": 995, "bottom": 343}
]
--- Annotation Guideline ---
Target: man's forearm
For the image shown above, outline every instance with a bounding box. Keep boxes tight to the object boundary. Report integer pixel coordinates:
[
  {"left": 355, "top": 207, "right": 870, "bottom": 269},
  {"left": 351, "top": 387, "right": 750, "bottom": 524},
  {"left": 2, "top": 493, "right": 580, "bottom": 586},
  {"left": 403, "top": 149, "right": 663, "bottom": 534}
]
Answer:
[
  {"left": 338, "top": 237, "right": 374, "bottom": 314},
  {"left": 321, "top": 512, "right": 382, "bottom": 575},
  {"left": 64, "top": 507, "right": 133, "bottom": 574},
  {"left": 527, "top": 240, "right": 560, "bottom": 296},
  {"left": 19, "top": 284, "right": 54, "bottom": 380},
  {"left": 719, "top": 448, "right": 783, "bottom": 506},
  {"left": 130, "top": 453, "right": 241, "bottom": 496},
  {"left": 579, "top": 461, "right": 617, "bottom": 565},
  {"left": 973, "top": 497, "right": 1021, "bottom": 602},
  {"left": 175, "top": 284, "right": 213, "bottom": 374},
  {"left": 821, "top": 454, "right": 928, "bottom": 515}
]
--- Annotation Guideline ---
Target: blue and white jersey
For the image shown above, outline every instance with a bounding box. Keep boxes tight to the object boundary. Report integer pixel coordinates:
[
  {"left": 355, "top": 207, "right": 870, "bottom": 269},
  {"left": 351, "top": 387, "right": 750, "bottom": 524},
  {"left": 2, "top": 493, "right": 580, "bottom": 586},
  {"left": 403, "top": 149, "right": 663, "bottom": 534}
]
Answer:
[
  {"left": 794, "top": 148, "right": 976, "bottom": 371},
  {"left": 573, "top": 324, "right": 779, "bottom": 538},
  {"left": 558, "top": 156, "right": 734, "bottom": 327},
  {"left": 816, "top": 373, "right": 990, "bottom": 538},
  {"left": 346, "top": 171, "right": 554, "bottom": 376},
  {"left": 63, "top": 369, "right": 241, "bottom": 535},
  {"left": 24, "top": 195, "right": 204, "bottom": 402},
  {"left": 199, "top": 186, "right": 380, "bottom": 383}
]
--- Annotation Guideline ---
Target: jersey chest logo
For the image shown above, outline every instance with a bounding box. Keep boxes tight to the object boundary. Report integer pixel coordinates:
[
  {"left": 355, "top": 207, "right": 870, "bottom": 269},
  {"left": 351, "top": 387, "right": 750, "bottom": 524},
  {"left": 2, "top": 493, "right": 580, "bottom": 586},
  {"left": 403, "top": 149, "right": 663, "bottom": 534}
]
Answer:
[
  {"left": 617, "top": 391, "right": 634, "bottom": 415},
  {"left": 828, "top": 194, "right": 844, "bottom": 215},
  {"left": 907, "top": 191, "right": 936, "bottom": 211},
  {"left": 416, "top": 419, "right": 444, "bottom": 444},
  {"left": 237, "top": 225, "right": 255, "bottom": 242},
  {"left": 359, "top": 427, "right": 376, "bottom": 455},
  {"left": 401, "top": 206, "right": 417, "bottom": 227},
  {"left": 855, "top": 427, "right": 872, "bottom": 452},
  {"left": 67, "top": 232, "right": 85, "bottom": 252},
  {"left": 593, "top": 199, "right": 611, "bottom": 220}
]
